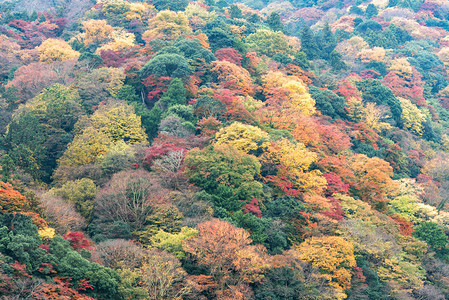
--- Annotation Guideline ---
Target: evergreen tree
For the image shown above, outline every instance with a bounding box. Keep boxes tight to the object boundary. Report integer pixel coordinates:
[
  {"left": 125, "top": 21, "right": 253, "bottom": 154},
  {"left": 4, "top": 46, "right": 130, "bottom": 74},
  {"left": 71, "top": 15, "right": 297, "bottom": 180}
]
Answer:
[
  {"left": 318, "top": 23, "right": 336, "bottom": 60},
  {"left": 300, "top": 26, "right": 319, "bottom": 60},
  {"left": 365, "top": 4, "right": 378, "bottom": 18},
  {"left": 267, "top": 12, "right": 284, "bottom": 33}
]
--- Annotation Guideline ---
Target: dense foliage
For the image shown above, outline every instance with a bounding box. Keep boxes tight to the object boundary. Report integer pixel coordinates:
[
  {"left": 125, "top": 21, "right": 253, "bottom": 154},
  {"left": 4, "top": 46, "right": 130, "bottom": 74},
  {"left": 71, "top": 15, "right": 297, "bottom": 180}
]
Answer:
[{"left": 1, "top": 0, "right": 449, "bottom": 299}]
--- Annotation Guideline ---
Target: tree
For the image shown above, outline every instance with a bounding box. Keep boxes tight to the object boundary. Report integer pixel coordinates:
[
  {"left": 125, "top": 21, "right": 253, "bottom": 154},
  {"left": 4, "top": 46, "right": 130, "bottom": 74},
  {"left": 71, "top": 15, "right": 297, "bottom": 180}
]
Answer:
[
  {"left": 184, "top": 146, "right": 263, "bottom": 212},
  {"left": 93, "top": 169, "right": 167, "bottom": 233},
  {"left": 89, "top": 101, "right": 148, "bottom": 144},
  {"left": 267, "top": 12, "right": 284, "bottom": 32},
  {"left": 80, "top": 19, "right": 114, "bottom": 46},
  {"left": 294, "top": 236, "right": 356, "bottom": 299},
  {"left": 183, "top": 219, "right": 269, "bottom": 294},
  {"left": 57, "top": 126, "right": 111, "bottom": 169},
  {"left": 317, "top": 23, "right": 336, "bottom": 60},
  {"left": 349, "top": 154, "right": 398, "bottom": 210},
  {"left": 118, "top": 248, "right": 191, "bottom": 299},
  {"left": 143, "top": 11, "right": 192, "bottom": 41},
  {"left": 246, "top": 30, "right": 296, "bottom": 57},
  {"left": 365, "top": 4, "right": 378, "bottom": 18},
  {"left": 152, "top": 0, "right": 189, "bottom": 11},
  {"left": 399, "top": 97, "right": 426, "bottom": 136},
  {"left": 139, "top": 54, "right": 191, "bottom": 79},
  {"left": 3, "top": 113, "right": 47, "bottom": 180},
  {"left": 210, "top": 60, "right": 254, "bottom": 95},
  {"left": 414, "top": 222, "right": 449, "bottom": 260},
  {"left": 50, "top": 179, "right": 98, "bottom": 220},
  {"left": 214, "top": 48, "right": 243, "bottom": 66},
  {"left": 0, "top": 181, "right": 27, "bottom": 213},
  {"left": 37, "top": 38, "right": 80, "bottom": 62},
  {"left": 213, "top": 122, "right": 269, "bottom": 154},
  {"left": 300, "top": 26, "right": 319, "bottom": 59},
  {"left": 150, "top": 227, "right": 197, "bottom": 259}
]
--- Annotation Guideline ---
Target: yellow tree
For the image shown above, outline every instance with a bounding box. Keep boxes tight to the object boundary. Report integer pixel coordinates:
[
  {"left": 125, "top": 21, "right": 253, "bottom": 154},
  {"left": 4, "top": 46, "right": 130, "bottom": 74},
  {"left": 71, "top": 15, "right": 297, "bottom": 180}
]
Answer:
[
  {"left": 399, "top": 97, "right": 426, "bottom": 136},
  {"left": 80, "top": 19, "right": 114, "bottom": 46},
  {"left": 96, "top": 29, "right": 136, "bottom": 53},
  {"left": 143, "top": 10, "right": 192, "bottom": 41},
  {"left": 37, "top": 38, "right": 80, "bottom": 62},
  {"left": 262, "top": 71, "right": 316, "bottom": 116},
  {"left": 294, "top": 236, "right": 356, "bottom": 300},
  {"left": 266, "top": 138, "right": 326, "bottom": 194},
  {"left": 58, "top": 127, "right": 112, "bottom": 167},
  {"left": 89, "top": 101, "right": 148, "bottom": 144},
  {"left": 213, "top": 121, "right": 269, "bottom": 154}
]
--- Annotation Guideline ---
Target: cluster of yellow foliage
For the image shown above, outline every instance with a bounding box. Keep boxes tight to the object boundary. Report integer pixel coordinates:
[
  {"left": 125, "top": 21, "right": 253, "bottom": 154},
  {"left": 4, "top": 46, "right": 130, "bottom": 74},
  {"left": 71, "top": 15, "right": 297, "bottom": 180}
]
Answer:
[
  {"left": 143, "top": 10, "right": 192, "bottom": 41},
  {"left": 262, "top": 71, "right": 316, "bottom": 116},
  {"left": 266, "top": 139, "right": 326, "bottom": 193},
  {"left": 294, "top": 236, "right": 356, "bottom": 299},
  {"left": 37, "top": 39, "right": 80, "bottom": 62},
  {"left": 80, "top": 19, "right": 114, "bottom": 46},
  {"left": 213, "top": 122, "right": 269, "bottom": 154},
  {"left": 399, "top": 97, "right": 426, "bottom": 136}
]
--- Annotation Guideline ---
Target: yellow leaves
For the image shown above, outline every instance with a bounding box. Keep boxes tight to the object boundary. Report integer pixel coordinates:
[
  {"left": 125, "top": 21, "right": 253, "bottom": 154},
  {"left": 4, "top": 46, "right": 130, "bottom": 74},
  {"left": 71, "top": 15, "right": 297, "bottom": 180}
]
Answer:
[
  {"left": 294, "top": 236, "right": 356, "bottom": 297},
  {"left": 267, "top": 138, "right": 316, "bottom": 172},
  {"left": 184, "top": 2, "right": 216, "bottom": 30},
  {"left": 80, "top": 19, "right": 114, "bottom": 46},
  {"left": 357, "top": 46, "right": 385, "bottom": 63},
  {"left": 37, "top": 39, "right": 80, "bottom": 63},
  {"left": 38, "top": 227, "right": 56, "bottom": 241},
  {"left": 389, "top": 58, "right": 413, "bottom": 77},
  {"left": 95, "top": 29, "right": 136, "bottom": 53},
  {"left": 246, "top": 29, "right": 296, "bottom": 57},
  {"left": 363, "top": 102, "right": 392, "bottom": 132},
  {"left": 213, "top": 122, "right": 269, "bottom": 154},
  {"left": 90, "top": 101, "right": 147, "bottom": 144},
  {"left": 262, "top": 71, "right": 316, "bottom": 116},
  {"left": 143, "top": 10, "right": 192, "bottom": 41},
  {"left": 399, "top": 97, "right": 426, "bottom": 136},
  {"left": 266, "top": 139, "right": 326, "bottom": 194},
  {"left": 59, "top": 102, "right": 147, "bottom": 167},
  {"left": 283, "top": 80, "right": 316, "bottom": 116},
  {"left": 59, "top": 127, "right": 112, "bottom": 167}
]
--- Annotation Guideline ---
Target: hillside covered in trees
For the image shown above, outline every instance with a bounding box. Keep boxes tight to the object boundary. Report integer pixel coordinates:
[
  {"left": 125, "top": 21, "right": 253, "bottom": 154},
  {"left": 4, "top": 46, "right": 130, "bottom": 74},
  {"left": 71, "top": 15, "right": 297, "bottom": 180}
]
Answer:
[{"left": 2, "top": 0, "right": 449, "bottom": 299}]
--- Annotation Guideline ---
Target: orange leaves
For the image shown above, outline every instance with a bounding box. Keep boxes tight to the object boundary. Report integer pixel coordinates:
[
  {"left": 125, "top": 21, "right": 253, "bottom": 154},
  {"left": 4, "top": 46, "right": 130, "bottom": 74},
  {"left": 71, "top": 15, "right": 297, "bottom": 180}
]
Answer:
[
  {"left": 211, "top": 60, "right": 254, "bottom": 96},
  {"left": 0, "top": 181, "right": 27, "bottom": 213},
  {"left": 349, "top": 154, "right": 399, "bottom": 209},
  {"left": 183, "top": 219, "right": 269, "bottom": 288}
]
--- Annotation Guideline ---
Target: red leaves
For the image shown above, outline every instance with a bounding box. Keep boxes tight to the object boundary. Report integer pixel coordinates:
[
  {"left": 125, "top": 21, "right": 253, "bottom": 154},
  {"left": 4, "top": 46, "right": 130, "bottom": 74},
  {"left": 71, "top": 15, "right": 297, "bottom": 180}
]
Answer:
[
  {"left": 77, "top": 278, "right": 94, "bottom": 292},
  {"left": 243, "top": 198, "right": 262, "bottom": 218},
  {"left": 215, "top": 48, "right": 243, "bottom": 66},
  {"left": 142, "top": 75, "right": 171, "bottom": 104},
  {"left": 391, "top": 215, "right": 414, "bottom": 236},
  {"left": 64, "top": 232, "right": 92, "bottom": 251},
  {"left": 144, "top": 142, "right": 186, "bottom": 169},
  {"left": 33, "top": 277, "right": 95, "bottom": 300},
  {"left": 323, "top": 173, "right": 350, "bottom": 196},
  {"left": 11, "top": 261, "right": 31, "bottom": 278}
]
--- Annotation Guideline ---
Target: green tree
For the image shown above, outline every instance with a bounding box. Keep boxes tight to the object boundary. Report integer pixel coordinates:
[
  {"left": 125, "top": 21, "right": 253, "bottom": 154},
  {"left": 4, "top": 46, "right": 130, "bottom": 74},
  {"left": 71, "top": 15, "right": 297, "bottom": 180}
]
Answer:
[
  {"left": 414, "top": 222, "right": 449, "bottom": 260},
  {"left": 184, "top": 146, "right": 264, "bottom": 213},
  {"left": 139, "top": 54, "right": 191, "bottom": 79},
  {"left": 365, "top": 4, "right": 378, "bottom": 18},
  {"left": 300, "top": 26, "right": 319, "bottom": 60},
  {"left": 50, "top": 178, "right": 98, "bottom": 220},
  {"left": 267, "top": 12, "right": 284, "bottom": 32}
]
